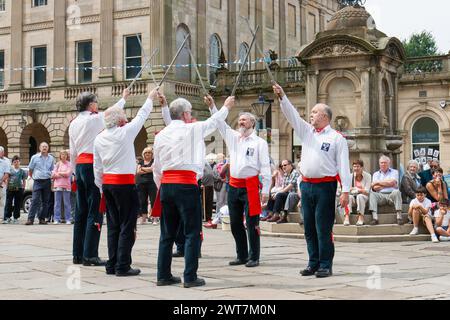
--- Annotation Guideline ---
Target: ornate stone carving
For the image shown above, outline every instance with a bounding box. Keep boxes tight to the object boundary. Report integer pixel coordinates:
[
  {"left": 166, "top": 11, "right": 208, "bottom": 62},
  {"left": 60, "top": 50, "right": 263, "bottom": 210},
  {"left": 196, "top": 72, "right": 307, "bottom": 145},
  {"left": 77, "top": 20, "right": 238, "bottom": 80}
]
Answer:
[
  {"left": 386, "top": 44, "right": 401, "bottom": 60},
  {"left": 114, "top": 8, "right": 152, "bottom": 20},
  {"left": 311, "top": 43, "right": 367, "bottom": 58},
  {"left": 23, "top": 22, "right": 54, "bottom": 32}
]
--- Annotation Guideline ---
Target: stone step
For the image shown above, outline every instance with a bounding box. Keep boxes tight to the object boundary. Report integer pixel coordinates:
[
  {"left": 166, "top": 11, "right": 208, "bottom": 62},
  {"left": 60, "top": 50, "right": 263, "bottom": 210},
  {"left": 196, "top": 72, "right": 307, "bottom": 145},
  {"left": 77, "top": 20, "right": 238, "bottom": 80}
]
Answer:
[
  {"left": 260, "top": 221, "right": 303, "bottom": 234},
  {"left": 335, "top": 213, "right": 410, "bottom": 225}
]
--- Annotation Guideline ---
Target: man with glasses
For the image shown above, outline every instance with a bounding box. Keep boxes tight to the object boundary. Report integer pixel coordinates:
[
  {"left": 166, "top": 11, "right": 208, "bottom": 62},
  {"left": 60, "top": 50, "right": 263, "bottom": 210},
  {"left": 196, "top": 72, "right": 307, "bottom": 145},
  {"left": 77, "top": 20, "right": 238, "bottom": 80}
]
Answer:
[
  {"left": 419, "top": 159, "right": 440, "bottom": 187},
  {"left": 69, "top": 88, "right": 129, "bottom": 267},
  {"left": 263, "top": 160, "right": 300, "bottom": 224}
]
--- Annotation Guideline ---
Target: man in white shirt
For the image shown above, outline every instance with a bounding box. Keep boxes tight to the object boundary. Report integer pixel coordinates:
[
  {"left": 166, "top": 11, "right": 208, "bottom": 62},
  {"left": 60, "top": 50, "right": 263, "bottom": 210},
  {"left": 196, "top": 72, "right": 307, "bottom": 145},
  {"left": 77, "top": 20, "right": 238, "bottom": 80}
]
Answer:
[
  {"left": 273, "top": 84, "right": 351, "bottom": 278},
  {"left": 0, "top": 146, "right": 10, "bottom": 221},
  {"left": 153, "top": 95, "right": 234, "bottom": 288},
  {"left": 69, "top": 88, "right": 129, "bottom": 267},
  {"left": 93, "top": 87, "right": 158, "bottom": 277},
  {"left": 369, "top": 155, "right": 403, "bottom": 225},
  {"left": 206, "top": 96, "right": 271, "bottom": 268}
]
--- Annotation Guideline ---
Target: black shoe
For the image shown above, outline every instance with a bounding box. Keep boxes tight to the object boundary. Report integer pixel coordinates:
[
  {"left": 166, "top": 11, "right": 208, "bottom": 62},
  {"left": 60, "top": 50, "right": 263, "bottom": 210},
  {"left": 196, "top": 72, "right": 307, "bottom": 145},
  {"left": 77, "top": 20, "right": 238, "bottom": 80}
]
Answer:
[
  {"left": 300, "top": 266, "right": 318, "bottom": 276},
  {"left": 157, "top": 276, "right": 182, "bottom": 286},
  {"left": 116, "top": 268, "right": 141, "bottom": 277},
  {"left": 172, "top": 251, "right": 184, "bottom": 258},
  {"left": 73, "top": 257, "right": 82, "bottom": 265},
  {"left": 245, "top": 260, "right": 259, "bottom": 267},
  {"left": 83, "top": 257, "right": 107, "bottom": 266},
  {"left": 106, "top": 269, "right": 115, "bottom": 275},
  {"left": 370, "top": 219, "right": 379, "bottom": 226},
  {"left": 316, "top": 268, "right": 333, "bottom": 278},
  {"left": 38, "top": 219, "right": 47, "bottom": 225},
  {"left": 183, "top": 278, "right": 206, "bottom": 288},
  {"left": 229, "top": 258, "right": 248, "bottom": 266}
]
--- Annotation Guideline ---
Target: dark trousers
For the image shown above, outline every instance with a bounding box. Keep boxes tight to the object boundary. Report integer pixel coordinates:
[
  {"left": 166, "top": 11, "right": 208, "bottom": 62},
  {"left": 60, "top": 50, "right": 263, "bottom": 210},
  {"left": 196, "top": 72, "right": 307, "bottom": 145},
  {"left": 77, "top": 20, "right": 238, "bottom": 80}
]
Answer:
[
  {"left": 228, "top": 186, "right": 260, "bottom": 262},
  {"left": 157, "top": 183, "right": 202, "bottom": 282},
  {"left": 267, "top": 192, "right": 289, "bottom": 213},
  {"left": 4, "top": 189, "right": 24, "bottom": 219},
  {"left": 103, "top": 184, "right": 138, "bottom": 273},
  {"left": 300, "top": 181, "right": 337, "bottom": 270},
  {"left": 202, "top": 186, "right": 214, "bottom": 221},
  {"left": 73, "top": 164, "right": 102, "bottom": 260},
  {"left": 27, "top": 179, "right": 52, "bottom": 221},
  {"left": 137, "top": 182, "right": 157, "bottom": 215},
  {"left": 175, "top": 222, "right": 185, "bottom": 253}
]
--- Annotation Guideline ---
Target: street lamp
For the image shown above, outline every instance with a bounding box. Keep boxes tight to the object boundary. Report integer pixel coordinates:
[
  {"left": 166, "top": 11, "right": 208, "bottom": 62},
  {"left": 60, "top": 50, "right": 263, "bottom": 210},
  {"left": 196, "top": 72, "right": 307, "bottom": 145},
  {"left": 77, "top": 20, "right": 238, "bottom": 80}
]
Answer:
[{"left": 251, "top": 94, "right": 271, "bottom": 130}]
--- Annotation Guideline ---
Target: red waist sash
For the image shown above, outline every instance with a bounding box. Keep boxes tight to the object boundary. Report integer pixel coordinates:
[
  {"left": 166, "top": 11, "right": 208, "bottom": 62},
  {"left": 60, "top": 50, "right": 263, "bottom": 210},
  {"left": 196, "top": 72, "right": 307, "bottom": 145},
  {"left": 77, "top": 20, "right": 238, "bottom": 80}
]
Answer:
[
  {"left": 152, "top": 171, "right": 198, "bottom": 218},
  {"left": 103, "top": 174, "right": 135, "bottom": 185},
  {"left": 302, "top": 175, "right": 338, "bottom": 184},
  {"left": 77, "top": 153, "right": 94, "bottom": 164},
  {"left": 229, "top": 176, "right": 262, "bottom": 217}
]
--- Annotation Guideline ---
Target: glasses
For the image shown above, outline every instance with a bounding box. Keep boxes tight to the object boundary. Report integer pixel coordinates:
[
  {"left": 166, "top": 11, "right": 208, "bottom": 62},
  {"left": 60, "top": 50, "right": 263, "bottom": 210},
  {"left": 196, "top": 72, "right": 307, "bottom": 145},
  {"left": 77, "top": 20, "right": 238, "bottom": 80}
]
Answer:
[{"left": 282, "top": 164, "right": 290, "bottom": 167}]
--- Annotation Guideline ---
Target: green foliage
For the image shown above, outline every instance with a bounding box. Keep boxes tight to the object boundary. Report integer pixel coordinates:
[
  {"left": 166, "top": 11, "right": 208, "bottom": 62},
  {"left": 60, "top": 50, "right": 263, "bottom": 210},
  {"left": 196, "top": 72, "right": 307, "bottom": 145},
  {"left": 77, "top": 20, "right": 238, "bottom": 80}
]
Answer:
[{"left": 402, "top": 31, "right": 439, "bottom": 57}]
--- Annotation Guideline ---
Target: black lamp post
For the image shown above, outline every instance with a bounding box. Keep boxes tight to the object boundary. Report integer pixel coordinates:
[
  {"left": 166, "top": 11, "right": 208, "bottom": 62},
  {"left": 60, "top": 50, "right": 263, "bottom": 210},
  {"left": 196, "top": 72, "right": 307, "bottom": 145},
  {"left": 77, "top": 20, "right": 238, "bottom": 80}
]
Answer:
[{"left": 251, "top": 94, "right": 271, "bottom": 131}]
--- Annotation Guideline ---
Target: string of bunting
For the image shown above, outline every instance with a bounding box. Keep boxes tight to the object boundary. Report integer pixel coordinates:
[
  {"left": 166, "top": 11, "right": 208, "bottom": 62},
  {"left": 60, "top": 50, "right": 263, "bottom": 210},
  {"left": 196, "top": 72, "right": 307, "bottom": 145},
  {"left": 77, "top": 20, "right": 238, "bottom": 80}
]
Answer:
[{"left": 0, "top": 57, "right": 299, "bottom": 72}]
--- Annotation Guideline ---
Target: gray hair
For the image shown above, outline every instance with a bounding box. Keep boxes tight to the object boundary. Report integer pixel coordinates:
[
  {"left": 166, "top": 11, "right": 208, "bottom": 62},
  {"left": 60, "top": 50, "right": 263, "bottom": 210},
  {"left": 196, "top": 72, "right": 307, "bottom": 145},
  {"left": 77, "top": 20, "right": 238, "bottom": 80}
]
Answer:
[
  {"left": 0, "top": 146, "right": 4, "bottom": 153},
  {"left": 170, "top": 98, "right": 192, "bottom": 120},
  {"left": 239, "top": 112, "right": 257, "bottom": 128},
  {"left": 379, "top": 155, "right": 391, "bottom": 163},
  {"left": 104, "top": 105, "right": 126, "bottom": 129},
  {"left": 407, "top": 159, "right": 419, "bottom": 169},
  {"left": 323, "top": 104, "right": 333, "bottom": 121}
]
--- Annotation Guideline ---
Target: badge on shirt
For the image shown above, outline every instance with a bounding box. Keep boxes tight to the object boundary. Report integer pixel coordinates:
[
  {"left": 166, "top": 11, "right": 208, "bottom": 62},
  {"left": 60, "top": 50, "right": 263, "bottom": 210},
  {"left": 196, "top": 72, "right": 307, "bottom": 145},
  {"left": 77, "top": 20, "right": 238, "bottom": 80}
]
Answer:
[
  {"left": 321, "top": 143, "right": 331, "bottom": 152},
  {"left": 246, "top": 148, "right": 255, "bottom": 157}
]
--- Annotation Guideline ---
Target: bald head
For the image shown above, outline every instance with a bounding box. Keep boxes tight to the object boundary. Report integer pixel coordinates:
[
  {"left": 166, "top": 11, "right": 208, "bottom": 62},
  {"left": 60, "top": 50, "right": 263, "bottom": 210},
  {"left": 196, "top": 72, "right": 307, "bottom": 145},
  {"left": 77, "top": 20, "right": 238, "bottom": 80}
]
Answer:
[{"left": 310, "top": 103, "right": 332, "bottom": 129}]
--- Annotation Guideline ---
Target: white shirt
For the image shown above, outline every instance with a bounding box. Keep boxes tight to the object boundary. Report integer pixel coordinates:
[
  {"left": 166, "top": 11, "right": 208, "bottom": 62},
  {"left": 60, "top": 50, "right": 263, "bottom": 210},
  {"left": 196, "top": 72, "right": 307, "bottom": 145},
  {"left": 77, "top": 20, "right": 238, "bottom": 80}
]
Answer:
[
  {"left": 153, "top": 106, "right": 229, "bottom": 188},
  {"left": 69, "top": 98, "right": 126, "bottom": 170},
  {"left": 434, "top": 209, "right": 450, "bottom": 227},
  {"left": 409, "top": 198, "right": 432, "bottom": 215},
  {"left": 372, "top": 168, "right": 399, "bottom": 193},
  {"left": 280, "top": 97, "right": 351, "bottom": 192},
  {"left": 93, "top": 98, "right": 153, "bottom": 190},
  {"left": 211, "top": 106, "right": 272, "bottom": 195}
]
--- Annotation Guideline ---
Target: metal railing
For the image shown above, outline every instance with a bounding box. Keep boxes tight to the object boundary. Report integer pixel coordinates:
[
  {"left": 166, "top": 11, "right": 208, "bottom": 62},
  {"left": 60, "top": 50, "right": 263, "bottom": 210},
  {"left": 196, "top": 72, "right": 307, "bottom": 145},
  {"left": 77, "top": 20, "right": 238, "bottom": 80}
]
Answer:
[{"left": 0, "top": 92, "right": 7, "bottom": 104}]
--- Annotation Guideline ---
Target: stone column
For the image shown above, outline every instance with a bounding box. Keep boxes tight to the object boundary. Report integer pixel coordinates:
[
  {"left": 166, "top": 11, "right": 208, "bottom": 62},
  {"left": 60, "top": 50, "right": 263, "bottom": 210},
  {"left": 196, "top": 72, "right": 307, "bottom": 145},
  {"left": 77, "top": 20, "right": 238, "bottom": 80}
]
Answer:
[
  {"left": 306, "top": 71, "right": 318, "bottom": 115},
  {"left": 227, "top": 0, "right": 237, "bottom": 71},
  {"left": 196, "top": 0, "right": 207, "bottom": 78},
  {"left": 319, "top": 9, "right": 326, "bottom": 32},
  {"left": 278, "top": 0, "right": 286, "bottom": 65},
  {"left": 52, "top": 0, "right": 67, "bottom": 86},
  {"left": 9, "top": 1, "right": 23, "bottom": 89},
  {"left": 99, "top": 0, "right": 114, "bottom": 82},
  {"left": 255, "top": 0, "right": 263, "bottom": 60},
  {"left": 299, "top": 0, "right": 307, "bottom": 46},
  {"left": 360, "top": 68, "right": 370, "bottom": 128}
]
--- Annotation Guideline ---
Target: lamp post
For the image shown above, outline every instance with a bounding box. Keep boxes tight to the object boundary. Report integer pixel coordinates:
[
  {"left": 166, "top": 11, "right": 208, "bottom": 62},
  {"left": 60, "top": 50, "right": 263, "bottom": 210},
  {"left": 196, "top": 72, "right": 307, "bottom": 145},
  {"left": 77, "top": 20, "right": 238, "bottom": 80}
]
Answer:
[{"left": 251, "top": 94, "right": 272, "bottom": 131}]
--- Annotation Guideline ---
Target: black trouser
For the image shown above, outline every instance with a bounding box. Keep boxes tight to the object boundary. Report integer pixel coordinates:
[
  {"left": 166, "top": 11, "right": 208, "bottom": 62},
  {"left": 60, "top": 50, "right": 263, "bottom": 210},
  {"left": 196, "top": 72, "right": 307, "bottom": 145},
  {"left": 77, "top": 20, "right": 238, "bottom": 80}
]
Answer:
[
  {"left": 228, "top": 185, "right": 260, "bottom": 262},
  {"left": 157, "top": 183, "right": 202, "bottom": 282},
  {"left": 4, "top": 189, "right": 24, "bottom": 219},
  {"left": 73, "top": 164, "right": 102, "bottom": 260},
  {"left": 137, "top": 182, "right": 157, "bottom": 215},
  {"left": 267, "top": 192, "right": 289, "bottom": 214},
  {"left": 103, "top": 184, "right": 139, "bottom": 273},
  {"left": 201, "top": 186, "right": 214, "bottom": 221},
  {"left": 27, "top": 179, "right": 52, "bottom": 221}
]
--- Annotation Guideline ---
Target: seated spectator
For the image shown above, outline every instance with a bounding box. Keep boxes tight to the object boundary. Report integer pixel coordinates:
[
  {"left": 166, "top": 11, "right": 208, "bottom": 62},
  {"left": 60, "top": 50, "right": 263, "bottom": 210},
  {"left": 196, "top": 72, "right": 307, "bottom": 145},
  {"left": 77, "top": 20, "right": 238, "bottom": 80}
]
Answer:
[
  {"left": 262, "top": 160, "right": 300, "bottom": 224},
  {"left": 419, "top": 159, "right": 439, "bottom": 187},
  {"left": 408, "top": 187, "right": 438, "bottom": 242},
  {"left": 344, "top": 160, "right": 371, "bottom": 226},
  {"left": 434, "top": 199, "right": 450, "bottom": 241},
  {"left": 400, "top": 160, "right": 422, "bottom": 204},
  {"left": 426, "top": 167, "right": 449, "bottom": 205},
  {"left": 369, "top": 155, "right": 403, "bottom": 225}
]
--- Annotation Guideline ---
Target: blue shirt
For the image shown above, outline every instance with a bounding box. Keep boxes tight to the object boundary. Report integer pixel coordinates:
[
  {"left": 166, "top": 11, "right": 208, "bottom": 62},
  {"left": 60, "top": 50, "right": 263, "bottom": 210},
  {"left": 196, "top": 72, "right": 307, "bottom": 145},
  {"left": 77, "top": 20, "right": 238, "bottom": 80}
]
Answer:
[
  {"left": 372, "top": 168, "right": 399, "bottom": 193},
  {"left": 29, "top": 153, "right": 55, "bottom": 180},
  {"left": 0, "top": 157, "right": 11, "bottom": 179}
]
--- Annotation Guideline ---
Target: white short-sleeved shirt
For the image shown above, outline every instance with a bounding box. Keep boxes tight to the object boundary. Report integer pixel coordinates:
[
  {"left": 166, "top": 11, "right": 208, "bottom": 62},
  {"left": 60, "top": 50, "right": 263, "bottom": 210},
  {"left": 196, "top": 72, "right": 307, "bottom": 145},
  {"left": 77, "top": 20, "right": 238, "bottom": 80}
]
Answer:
[
  {"left": 409, "top": 198, "right": 432, "bottom": 216},
  {"left": 434, "top": 208, "right": 450, "bottom": 227}
]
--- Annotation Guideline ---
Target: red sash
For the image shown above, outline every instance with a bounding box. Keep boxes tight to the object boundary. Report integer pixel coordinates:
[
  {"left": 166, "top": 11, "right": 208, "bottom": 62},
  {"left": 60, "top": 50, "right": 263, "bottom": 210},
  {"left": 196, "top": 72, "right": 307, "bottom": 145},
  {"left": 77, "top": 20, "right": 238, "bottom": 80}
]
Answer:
[
  {"left": 302, "top": 175, "right": 338, "bottom": 183},
  {"left": 99, "top": 193, "right": 106, "bottom": 214},
  {"left": 152, "top": 171, "right": 198, "bottom": 218},
  {"left": 76, "top": 153, "right": 94, "bottom": 164},
  {"left": 229, "top": 176, "right": 262, "bottom": 217},
  {"left": 103, "top": 174, "right": 135, "bottom": 185}
]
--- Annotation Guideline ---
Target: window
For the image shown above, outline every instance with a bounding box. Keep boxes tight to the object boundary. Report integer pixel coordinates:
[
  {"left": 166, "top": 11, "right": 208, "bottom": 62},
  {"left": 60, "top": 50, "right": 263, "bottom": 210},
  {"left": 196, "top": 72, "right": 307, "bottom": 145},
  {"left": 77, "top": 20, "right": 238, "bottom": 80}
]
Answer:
[
  {"left": 0, "top": 0, "right": 5, "bottom": 12},
  {"left": 124, "top": 34, "right": 142, "bottom": 80},
  {"left": 32, "top": 46, "right": 47, "bottom": 87},
  {"left": 209, "top": 34, "right": 222, "bottom": 85},
  {"left": 238, "top": 42, "right": 250, "bottom": 70},
  {"left": 76, "top": 41, "right": 93, "bottom": 83},
  {"left": 412, "top": 117, "right": 440, "bottom": 164},
  {"left": 0, "top": 51, "right": 4, "bottom": 89},
  {"left": 175, "top": 26, "right": 191, "bottom": 82},
  {"left": 32, "top": 0, "right": 47, "bottom": 7},
  {"left": 288, "top": 4, "right": 297, "bottom": 37},
  {"left": 307, "top": 13, "right": 317, "bottom": 42}
]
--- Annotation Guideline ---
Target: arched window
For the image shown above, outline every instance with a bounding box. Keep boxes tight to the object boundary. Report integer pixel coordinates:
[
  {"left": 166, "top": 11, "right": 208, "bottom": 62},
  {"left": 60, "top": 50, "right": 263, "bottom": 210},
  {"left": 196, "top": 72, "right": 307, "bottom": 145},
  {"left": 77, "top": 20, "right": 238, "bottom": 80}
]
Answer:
[
  {"left": 411, "top": 117, "right": 440, "bottom": 164},
  {"left": 175, "top": 24, "right": 191, "bottom": 82},
  {"left": 238, "top": 42, "right": 250, "bottom": 71},
  {"left": 287, "top": 57, "right": 299, "bottom": 83},
  {"left": 209, "top": 34, "right": 222, "bottom": 85}
]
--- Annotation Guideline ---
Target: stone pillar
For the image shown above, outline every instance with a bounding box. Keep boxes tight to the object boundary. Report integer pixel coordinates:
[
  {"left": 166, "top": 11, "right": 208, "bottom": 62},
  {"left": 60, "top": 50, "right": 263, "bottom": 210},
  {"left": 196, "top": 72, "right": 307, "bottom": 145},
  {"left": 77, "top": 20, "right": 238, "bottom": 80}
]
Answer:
[
  {"left": 227, "top": 0, "right": 237, "bottom": 71},
  {"left": 299, "top": 0, "right": 307, "bottom": 46},
  {"left": 360, "top": 68, "right": 370, "bottom": 128},
  {"left": 319, "top": 9, "right": 326, "bottom": 32},
  {"left": 9, "top": 1, "right": 23, "bottom": 89},
  {"left": 255, "top": 0, "right": 263, "bottom": 60},
  {"left": 196, "top": 0, "right": 207, "bottom": 78},
  {"left": 52, "top": 0, "right": 67, "bottom": 86},
  {"left": 279, "top": 0, "right": 286, "bottom": 65},
  {"left": 306, "top": 71, "right": 318, "bottom": 114},
  {"left": 99, "top": 0, "right": 114, "bottom": 82}
]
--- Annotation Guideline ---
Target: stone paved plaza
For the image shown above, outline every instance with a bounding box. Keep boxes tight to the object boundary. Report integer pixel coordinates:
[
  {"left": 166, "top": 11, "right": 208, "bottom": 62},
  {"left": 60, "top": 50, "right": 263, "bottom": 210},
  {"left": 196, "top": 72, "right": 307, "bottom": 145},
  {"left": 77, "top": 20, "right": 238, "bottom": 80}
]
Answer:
[{"left": 1, "top": 219, "right": 450, "bottom": 300}]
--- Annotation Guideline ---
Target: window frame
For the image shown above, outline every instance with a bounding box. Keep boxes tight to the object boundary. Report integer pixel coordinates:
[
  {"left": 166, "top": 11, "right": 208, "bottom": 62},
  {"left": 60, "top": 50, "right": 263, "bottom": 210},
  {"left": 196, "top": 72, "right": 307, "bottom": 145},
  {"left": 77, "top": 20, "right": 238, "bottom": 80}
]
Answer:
[
  {"left": 0, "top": 0, "right": 6, "bottom": 12},
  {"left": 208, "top": 34, "right": 222, "bottom": 85},
  {"left": 123, "top": 34, "right": 143, "bottom": 81},
  {"left": 32, "top": 45, "right": 47, "bottom": 88},
  {"left": 0, "top": 50, "right": 4, "bottom": 90},
  {"left": 411, "top": 116, "right": 440, "bottom": 162},
  {"left": 32, "top": 0, "right": 48, "bottom": 8},
  {"left": 76, "top": 40, "right": 93, "bottom": 84}
]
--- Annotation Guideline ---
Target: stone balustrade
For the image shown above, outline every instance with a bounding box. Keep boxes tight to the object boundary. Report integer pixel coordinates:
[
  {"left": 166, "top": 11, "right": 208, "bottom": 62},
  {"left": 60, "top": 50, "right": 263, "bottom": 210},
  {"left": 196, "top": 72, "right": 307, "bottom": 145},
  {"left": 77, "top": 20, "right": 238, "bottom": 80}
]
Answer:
[
  {"left": 20, "top": 89, "right": 51, "bottom": 103},
  {"left": 64, "top": 85, "right": 97, "bottom": 100},
  {"left": 112, "top": 81, "right": 148, "bottom": 96},
  {"left": 0, "top": 92, "right": 7, "bottom": 104},
  {"left": 404, "top": 54, "right": 449, "bottom": 74}
]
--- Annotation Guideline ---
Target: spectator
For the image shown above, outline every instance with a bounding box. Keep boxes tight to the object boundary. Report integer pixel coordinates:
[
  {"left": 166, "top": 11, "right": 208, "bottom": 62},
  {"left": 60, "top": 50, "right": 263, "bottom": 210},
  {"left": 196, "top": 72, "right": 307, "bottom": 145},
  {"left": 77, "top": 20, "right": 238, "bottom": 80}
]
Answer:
[
  {"left": 201, "top": 161, "right": 215, "bottom": 224},
  {"left": 419, "top": 159, "right": 439, "bottom": 187},
  {"left": 26, "top": 142, "right": 55, "bottom": 225},
  {"left": 212, "top": 153, "right": 228, "bottom": 214},
  {"left": 136, "top": 147, "right": 157, "bottom": 225},
  {"left": 408, "top": 187, "right": 438, "bottom": 242},
  {"left": 0, "top": 146, "right": 11, "bottom": 220},
  {"left": 369, "top": 155, "right": 403, "bottom": 225},
  {"left": 52, "top": 150, "right": 73, "bottom": 224},
  {"left": 434, "top": 200, "right": 450, "bottom": 241},
  {"left": 426, "top": 167, "right": 449, "bottom": 204},
  {"left": 345, "top": 160, "right": 371, "bottom": 226},
  {"left": 263, "top": 160, "right": 300, "bottom": 224},
  {"left": 401, "top": 160, "right": 422, "bottom": 204},
  {"left": 2, "top": 156, "right": 26, "bottom": 224}
]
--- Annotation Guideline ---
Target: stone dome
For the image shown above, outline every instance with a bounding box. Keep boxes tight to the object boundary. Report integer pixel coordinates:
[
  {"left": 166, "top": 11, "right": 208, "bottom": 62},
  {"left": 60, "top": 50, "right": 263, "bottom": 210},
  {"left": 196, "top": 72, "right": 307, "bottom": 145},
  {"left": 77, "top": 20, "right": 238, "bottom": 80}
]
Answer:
[{"left": 326, "top": 5, "right": 376, "bottom": 31}]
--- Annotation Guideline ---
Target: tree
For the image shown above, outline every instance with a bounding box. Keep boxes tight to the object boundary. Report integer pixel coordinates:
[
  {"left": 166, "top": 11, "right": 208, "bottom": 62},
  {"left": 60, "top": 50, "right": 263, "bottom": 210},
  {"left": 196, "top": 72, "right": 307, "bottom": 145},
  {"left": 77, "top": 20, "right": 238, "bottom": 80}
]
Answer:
[{"left": 402, "top": 31, "right": 440, "bottom": 57}]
